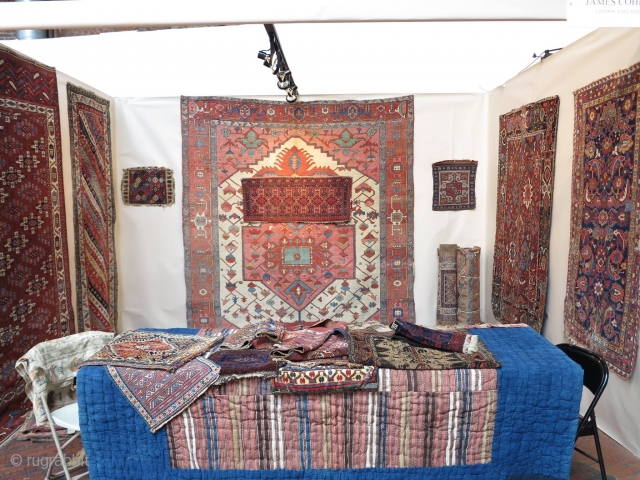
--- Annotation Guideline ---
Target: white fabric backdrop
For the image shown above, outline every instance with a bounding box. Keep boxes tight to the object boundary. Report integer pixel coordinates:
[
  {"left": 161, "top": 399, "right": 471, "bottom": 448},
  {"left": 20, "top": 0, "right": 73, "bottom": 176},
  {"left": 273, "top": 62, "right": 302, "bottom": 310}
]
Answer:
[
  {"left": 113, "top": 94, "right": 487, "bottom": 331},
  {"left": 486, "top": 27, "right": 640, "bottom": 458}
]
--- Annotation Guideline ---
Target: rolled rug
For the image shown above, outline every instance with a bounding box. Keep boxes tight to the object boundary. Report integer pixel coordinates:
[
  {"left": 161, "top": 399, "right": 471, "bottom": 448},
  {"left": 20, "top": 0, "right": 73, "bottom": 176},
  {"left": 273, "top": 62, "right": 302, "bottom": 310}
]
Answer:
[
  {"left": 437, "top": 244, "right": 459, "bottom": 325},
  {"left": 457, "top": 246, "right": 481, "bottom": 325}
]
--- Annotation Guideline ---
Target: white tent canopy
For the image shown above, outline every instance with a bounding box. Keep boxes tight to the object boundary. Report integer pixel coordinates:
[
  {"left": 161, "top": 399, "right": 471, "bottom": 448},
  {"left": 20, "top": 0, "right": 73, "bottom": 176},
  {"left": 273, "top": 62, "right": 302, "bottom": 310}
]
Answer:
[
  {"left": 1, "top": 2, "right": 639, "bottom": 463},
  {"left": 1, "top": 22, "right": 594, "bottom": 97}
]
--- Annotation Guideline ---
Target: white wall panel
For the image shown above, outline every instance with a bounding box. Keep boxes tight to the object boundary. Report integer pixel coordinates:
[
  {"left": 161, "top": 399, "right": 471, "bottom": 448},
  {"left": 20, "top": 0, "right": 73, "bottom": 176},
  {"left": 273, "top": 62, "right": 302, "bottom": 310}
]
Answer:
[
  {"left": 487, "top": 27, "right": 640, "bottom": 458},
  {"left": 114, "top": 94, "right": 487, "bottom": 331}
]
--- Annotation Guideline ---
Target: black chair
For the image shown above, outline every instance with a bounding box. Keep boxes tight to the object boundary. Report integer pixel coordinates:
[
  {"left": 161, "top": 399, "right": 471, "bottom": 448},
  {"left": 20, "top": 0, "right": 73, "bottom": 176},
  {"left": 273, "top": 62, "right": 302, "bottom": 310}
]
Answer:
[{"left": 557, "top": 343, "right": 609, "bottom": 480}]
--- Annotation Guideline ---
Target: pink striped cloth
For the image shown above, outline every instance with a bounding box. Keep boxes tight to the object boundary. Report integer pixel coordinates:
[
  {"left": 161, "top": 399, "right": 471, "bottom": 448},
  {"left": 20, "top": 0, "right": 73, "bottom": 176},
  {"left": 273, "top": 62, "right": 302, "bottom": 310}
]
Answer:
[{"left": 166, "top": 368, "right": 498, "bottom": 470}]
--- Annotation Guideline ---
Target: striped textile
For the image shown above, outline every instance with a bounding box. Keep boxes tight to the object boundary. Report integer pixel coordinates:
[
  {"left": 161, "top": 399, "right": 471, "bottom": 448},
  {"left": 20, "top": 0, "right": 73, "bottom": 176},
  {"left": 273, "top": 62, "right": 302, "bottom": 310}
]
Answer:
[{"left": 167, "top": 368, "right": 497, "bottom": 470}]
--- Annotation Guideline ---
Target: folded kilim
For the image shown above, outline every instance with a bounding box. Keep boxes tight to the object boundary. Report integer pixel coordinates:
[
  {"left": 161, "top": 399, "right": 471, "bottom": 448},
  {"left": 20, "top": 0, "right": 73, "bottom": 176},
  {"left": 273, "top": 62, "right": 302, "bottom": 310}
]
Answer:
[
  {"left": 370, "top": 336, "right": 500, "bottom": 370},
  {"left": 219, "top": 319, "right": 284, "bottom": 350},
  {"left": 242, "top": 176, "right": 352, "bottom": 223},
  {"left": 207, "top": 349, "right": 277, "bottom": 377},
  {"left": 564, "top": 61, "right": 640, "bottom": 378},
  {"left": 271, "top": 320, "right": 349, "bottom": 359},
  {"left": 390, "top": 319, "right": 478, "bottom": 354},
  {"left": 81, "top": 330, "right": 222, "bottom": 370},
  {"left": 285, "top": 333, "right": 350, "bottom": 361},
  {"left": 273, "top": 365, "right": 377, "bottom": 394},
  {"left": 107, "top": 357, "right": 220, "bottom": 433},
  {"left": 166, "top": 368, "right": 498, "bottom": 470}
]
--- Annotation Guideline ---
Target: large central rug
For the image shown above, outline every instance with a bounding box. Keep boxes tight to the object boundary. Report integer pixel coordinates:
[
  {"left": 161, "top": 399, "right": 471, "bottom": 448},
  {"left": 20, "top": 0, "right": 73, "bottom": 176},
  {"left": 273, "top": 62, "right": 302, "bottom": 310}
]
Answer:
[
  {"left": 564, "top": 62, "right": 640, "bottom": 379},
  {"left": 182, "top": 97, "right": 414, "bottom": 328},
  {"left": 0, "top": 46, "right": 75, "bottom": 414},
  {"left": 492, "top": 96, "right": 559, "bottom": 332},
  {"left": 67, "top": 84, "right": 117, "bottom": 332}
]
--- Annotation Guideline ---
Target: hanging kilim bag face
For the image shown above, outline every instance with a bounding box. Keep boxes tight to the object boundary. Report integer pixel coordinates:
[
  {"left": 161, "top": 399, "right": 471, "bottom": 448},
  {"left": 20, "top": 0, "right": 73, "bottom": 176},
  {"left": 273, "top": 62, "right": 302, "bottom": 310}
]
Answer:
[{"left": 181, "top": 97, "right": 415, "bottom": 329}]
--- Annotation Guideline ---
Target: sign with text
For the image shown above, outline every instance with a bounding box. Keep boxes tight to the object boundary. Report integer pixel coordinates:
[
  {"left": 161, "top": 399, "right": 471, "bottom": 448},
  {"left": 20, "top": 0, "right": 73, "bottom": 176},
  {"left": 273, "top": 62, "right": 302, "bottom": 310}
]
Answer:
[{"left": 568, "top": 0, "right": 640, "bottom": 26}]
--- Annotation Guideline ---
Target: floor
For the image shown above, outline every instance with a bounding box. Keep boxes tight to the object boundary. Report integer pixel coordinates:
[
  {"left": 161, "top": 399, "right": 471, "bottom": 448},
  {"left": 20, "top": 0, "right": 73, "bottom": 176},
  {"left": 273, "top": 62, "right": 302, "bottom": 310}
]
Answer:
[{"left": 0, "top": 428, "right": 638, "bottom": 479}]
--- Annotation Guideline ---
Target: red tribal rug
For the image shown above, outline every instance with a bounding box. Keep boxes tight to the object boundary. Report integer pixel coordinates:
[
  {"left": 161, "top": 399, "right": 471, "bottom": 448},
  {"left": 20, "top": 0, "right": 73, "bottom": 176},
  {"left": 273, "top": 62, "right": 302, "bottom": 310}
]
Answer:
[
  {"left": 121, "top": 166, "right": 175, "bottom": 206},
  {"left": 0, "top": 46, "right": 75, "bottom": 415},
  {"left": 67, "top": 83, "right": 117, "bottom": 332},
  {"left": 182, "top": 97, "right": 414, "bottom": 328},
  {"left": 242, "top": 176, "right": 352, "bottom": 223},
  {"left": 491, "top": 96, "right": 559, "bottom": 332},
  {"left": 564, "top": 62, "right": 640, "bottom": 379},
  {"left": 432, "top": 160, "right": 477, "bottom": 210}
]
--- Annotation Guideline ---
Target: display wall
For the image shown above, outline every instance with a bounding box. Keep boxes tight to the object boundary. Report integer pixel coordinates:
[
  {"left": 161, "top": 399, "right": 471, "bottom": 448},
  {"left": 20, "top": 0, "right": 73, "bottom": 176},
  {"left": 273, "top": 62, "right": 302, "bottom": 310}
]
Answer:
[
  {"left": 113, "top": 94, "right": 487, "bottom": 331},
  {"left": 487, "top": 27, "right": 640, "bottom": 458}
]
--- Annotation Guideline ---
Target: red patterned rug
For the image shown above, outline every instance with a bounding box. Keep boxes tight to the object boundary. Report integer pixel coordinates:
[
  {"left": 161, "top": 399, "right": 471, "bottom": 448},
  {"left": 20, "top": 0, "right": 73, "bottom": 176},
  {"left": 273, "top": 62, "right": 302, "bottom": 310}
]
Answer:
[
  {"left": 121, "top": 166, "right": 175, "bottom": 206},
  {"left": 182, "top": 97, "right": 414, "bottom": 328},
  {"left": 564, "top": 62, "right": 640, "bottom": 379},
  {"left": 0, "top": 46, "right": 75, "bottom": 416},
  {"left": 491, "top": 96, "right": 559, "bottom": 332},
  {"left": 67, "top": 83, "right": 117, "bottom": 332},
  {"left": 432, "top": 160, "right": 477, "bottom": 210},
  {"left": 242, "top": 176, "right": 352, "bottom": 223}
]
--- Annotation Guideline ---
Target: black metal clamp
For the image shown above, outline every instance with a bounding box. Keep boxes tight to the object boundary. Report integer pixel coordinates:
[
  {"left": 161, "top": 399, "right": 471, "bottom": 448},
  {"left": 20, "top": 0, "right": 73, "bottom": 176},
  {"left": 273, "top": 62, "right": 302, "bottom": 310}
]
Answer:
[{"left": 258, "top": 24, "right": 299, "bottom": 103}]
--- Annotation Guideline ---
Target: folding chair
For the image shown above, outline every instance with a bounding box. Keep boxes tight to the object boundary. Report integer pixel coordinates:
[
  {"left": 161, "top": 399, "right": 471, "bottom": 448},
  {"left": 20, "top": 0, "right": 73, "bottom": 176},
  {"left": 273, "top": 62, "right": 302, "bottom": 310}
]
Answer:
[
  {"left": 15, "top": 331, "right": 114, "bottom": 480},
  {"left": 556, "top": 343, "right": 609, "bottom": 480}
]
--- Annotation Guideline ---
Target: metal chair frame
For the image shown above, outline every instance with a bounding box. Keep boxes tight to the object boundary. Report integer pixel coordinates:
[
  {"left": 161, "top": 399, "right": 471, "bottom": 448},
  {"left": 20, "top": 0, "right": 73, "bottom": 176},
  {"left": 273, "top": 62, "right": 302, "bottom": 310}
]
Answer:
[{"left": 557, "top": 343, "right": 609, "bottom": 480}]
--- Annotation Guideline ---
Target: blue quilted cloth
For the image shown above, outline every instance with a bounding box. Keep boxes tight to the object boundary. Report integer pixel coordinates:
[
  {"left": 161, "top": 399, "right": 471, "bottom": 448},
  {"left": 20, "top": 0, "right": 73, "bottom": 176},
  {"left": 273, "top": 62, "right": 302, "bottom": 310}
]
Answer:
[{"left": 78, "top": 327, "right": 582, "bottom": 480}]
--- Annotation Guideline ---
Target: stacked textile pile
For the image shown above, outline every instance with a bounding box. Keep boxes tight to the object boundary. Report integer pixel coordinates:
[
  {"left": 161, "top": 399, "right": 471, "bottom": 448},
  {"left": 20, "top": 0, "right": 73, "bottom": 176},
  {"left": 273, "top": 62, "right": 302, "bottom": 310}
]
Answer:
[{"left": 79, "top": 319, "right": 500, "bottom": 435}]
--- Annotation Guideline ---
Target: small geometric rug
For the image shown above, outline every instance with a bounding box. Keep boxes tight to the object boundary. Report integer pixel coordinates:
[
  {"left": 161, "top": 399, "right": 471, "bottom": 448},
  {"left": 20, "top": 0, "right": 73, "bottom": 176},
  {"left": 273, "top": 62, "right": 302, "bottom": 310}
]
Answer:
[
  {"left": 121, "top": 167, "right": 175, "bottom": 206},
  {"left": 432, "top": 160, "right": 477, "bottom": 210},
  {"left": 564, "top": 61, "right": 640, "bottom": 378},
  {"left": 492, "top": 96, "right": 559, "bottom": 332},
  {"left": 242, "top": 176, "right": 352, "bottom": 223},
  {"left": 107, "top": 356, "right": 221, "bottom": 433},
  {"left": 67, "top": 83, "right": 117, "bottom": 333},
  {"left": 81, "top": 330, "right": 222, "bottom": 370}
]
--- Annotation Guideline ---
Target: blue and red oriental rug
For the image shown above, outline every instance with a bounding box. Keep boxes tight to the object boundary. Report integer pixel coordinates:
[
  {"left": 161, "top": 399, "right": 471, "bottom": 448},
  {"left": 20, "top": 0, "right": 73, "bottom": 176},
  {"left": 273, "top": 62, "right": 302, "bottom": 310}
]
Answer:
[
  {"left": 181, "top": 97, "right": 415, "bottom": 329},
  {"left": 564, "top": 61, "right": 640, "bottom": 378}
]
